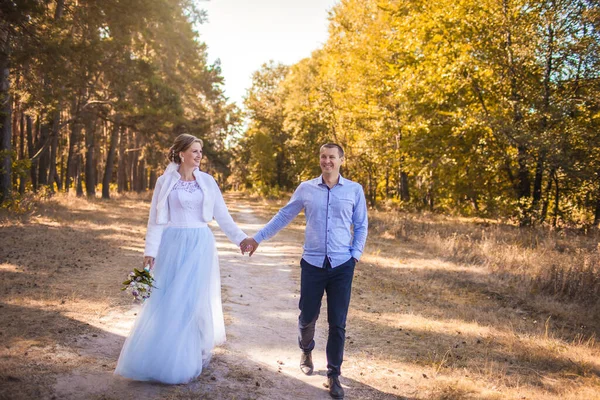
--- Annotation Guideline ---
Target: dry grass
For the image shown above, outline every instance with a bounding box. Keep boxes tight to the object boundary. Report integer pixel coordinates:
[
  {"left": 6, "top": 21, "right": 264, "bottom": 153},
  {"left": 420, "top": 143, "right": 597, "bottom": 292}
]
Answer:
[
  {"left": 368, "top": 210, "right": 600, "bottom": 310},
  {"left": 249, "top": 196, "right": 600, "bottom": 399},
  {"left": 0, "top": 193, "right": 150, "bottom": 400}
]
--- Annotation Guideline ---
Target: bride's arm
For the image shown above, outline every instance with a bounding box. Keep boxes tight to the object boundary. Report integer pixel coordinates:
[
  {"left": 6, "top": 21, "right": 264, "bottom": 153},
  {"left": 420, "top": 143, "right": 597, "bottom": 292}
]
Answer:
[
  {"left": 144, "top": 177, "right": 166, "bottom": 260},
  {"left": 211, "top": 178, "right": 247, "bottom": 246}
]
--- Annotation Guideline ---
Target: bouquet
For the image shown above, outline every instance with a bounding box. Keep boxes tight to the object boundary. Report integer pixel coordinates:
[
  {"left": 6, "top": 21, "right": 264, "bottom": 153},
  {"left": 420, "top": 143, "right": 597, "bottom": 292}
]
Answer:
[{"left": 121, "top": 266, "right": 157, "bottom": 302}]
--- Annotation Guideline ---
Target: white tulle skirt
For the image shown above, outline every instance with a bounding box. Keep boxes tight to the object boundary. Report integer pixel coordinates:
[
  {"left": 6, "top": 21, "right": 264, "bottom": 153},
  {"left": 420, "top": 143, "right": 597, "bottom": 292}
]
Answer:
[{"left": 114, "top": 226, "right": 225, "bottom": 384}]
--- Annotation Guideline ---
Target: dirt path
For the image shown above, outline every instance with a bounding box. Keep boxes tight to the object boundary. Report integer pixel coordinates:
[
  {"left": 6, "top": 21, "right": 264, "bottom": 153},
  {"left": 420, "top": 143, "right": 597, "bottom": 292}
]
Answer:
[{"left": 50, "top": 194, "right": 340, "bottom": 399}]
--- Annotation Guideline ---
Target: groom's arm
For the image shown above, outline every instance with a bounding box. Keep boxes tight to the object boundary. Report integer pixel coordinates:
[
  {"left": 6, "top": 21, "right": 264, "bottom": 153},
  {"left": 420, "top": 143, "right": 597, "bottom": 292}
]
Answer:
[
  {"left": 253, "top": 183, "right": 305, "bottom": 244},
  {"left": 351, "top": 184, "right": 368, "bottom": 262}
]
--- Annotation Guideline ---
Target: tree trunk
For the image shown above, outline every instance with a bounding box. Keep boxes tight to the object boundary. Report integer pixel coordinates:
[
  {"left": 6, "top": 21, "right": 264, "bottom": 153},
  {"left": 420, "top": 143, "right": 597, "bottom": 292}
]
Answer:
[
  {"left": 532, "top": 153, "right": 544, "bottom": 205},
  {"left": 43, "top": 0, "right": 65, "bottom": 192},
  {"left": 533, "top": 21, "right": 554, "bottom": 220},
  {"left": 66, "top": 116, "right": 82, "bottom": 191},
  {"left": 38, "top": 121, "right": 50, "bottom": 186},
  {"left": 399, "top": 170, "right": 409, "bottom": 202},
  {"left": 384, "top": 166, "right": 390, "bottom": 199},
  {"left": 503, "top": 0, "right": 531, "bottom": 226},
  {"left": 102, "top": 115, "right": 121, "bottom": 199},
  {"left": 517, "top": 145, "right": 530, "bottom": 199},
  {"left": 11, "top": 88, "right": 18, "bottom": 188},
  {"left": 26, "top": 116, "right": 38, "bottom": 191},
  {"left": 132, "top": 151, "right": 139, "bottom": 192},
  {"left": 11, "top": 95, "right": 17, "bottom": 153},
  {"left": 149, "top": 169, "right": 157, "bottom": 190},
  {"left": 47, "top": 112, "right": 60, "bottom": 193},
  {"left": 19, "top": 112, "right": 25, "bottom": 194},
  {"left": 60, "top": 153, "right": 65, "bottom": 192},
  {"left": 55, "top": 0, "right": 65, "bottom": 19},
  {"left": 0, "top": 29, "right": 11, "bottom": 202},
  {"left": 117, "top": 126, "right": 127, "bottom": 192},
  {"left": 83, "top": 109, "right": 97, "bottom": 197},
  {"left": 76, "top": 153, "right": 84, "bottom": 197},
  {"left": 541, "top": 167, "right": 554, "bottom": 223},
  {"left": 471, "top": 195, "right": 480, "bottom": 213},
  {"left": 131, "top": 131, "right": 140, "bottom": 192},
  {"left": 552, "top": 171, "right": 560, "bottom": 228},
  {"left": 366, "top": 166, "right": 374, "bottom": 207},
  {"left": 96, "top": 120, "right": 105, "bottom": 191},
  {"left": 428, "top": 182, "right": 434, "bottom": 211},
  {"left": 136, "top": 157, "right": 146, "bottom": 193},
  {"left": 529, "top": 151, "right": 545, "bottom": 225},
  {"left": 517, "top": 144, "right": 531, "bottom": 226}
]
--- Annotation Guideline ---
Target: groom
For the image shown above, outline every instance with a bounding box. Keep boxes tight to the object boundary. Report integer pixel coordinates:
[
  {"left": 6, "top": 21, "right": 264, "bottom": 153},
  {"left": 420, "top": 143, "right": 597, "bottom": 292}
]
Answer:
[{"left": 241, "top": 143, "right": 368, "bottom": 399}]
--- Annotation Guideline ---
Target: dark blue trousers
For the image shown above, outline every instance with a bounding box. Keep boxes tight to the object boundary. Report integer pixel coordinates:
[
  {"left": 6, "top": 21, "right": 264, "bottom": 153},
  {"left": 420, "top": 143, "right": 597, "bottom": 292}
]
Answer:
[{"left": 298, "top": 257, "right": 356, "bottom": 377}]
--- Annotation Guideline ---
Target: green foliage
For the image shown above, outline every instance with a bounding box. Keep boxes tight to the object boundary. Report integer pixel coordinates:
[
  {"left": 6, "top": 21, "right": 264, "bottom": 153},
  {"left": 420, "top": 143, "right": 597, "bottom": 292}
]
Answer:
[
  {"left": 232, "top": 62, "right": 293, "bottom": 190},
  {"left": 5, "top": 0, "right": 240, "bottom": 198},
  {"left": 0, "top": 150, "right": 30, "bottom": 179}
]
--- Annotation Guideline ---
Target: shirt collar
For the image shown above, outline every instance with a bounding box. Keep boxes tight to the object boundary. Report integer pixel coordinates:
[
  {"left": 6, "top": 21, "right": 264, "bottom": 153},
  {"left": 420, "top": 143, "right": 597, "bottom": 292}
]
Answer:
[{"left": 317, "top": 174, "right": 345, "bottom": 187}]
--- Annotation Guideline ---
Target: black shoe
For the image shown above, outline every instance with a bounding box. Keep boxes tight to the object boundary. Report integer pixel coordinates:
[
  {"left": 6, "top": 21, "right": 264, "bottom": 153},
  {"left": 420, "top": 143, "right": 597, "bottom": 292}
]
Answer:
[
  {"left": 300, "top": 351, "right": 313, "bottom": 375},
  {"left": 328, "top": 376, "right": 344, "bottom": 399}
]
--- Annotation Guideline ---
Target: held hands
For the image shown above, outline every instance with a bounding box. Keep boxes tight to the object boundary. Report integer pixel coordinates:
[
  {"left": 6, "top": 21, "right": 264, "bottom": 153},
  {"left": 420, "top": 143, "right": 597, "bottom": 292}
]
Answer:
[{"left": 240, "top": 237, "right": 259, "bottom": 257}]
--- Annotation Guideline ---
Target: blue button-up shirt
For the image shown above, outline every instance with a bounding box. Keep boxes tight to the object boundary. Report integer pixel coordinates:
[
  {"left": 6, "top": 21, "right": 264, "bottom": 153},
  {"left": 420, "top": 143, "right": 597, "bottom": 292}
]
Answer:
[{"left": 254, "top": 175, "right": 368, "bottom": 268}]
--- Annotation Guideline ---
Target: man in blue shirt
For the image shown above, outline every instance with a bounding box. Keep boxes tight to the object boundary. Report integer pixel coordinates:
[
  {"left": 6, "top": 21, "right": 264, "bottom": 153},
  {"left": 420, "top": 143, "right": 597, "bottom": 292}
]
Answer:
[{"left": 241, "top": 143, "right": 368, "bottom": 399}]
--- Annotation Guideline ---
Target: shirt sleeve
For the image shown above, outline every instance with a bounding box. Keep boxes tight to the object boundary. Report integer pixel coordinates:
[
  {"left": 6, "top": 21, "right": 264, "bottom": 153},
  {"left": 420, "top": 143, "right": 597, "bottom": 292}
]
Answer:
[
  {"left": 254, "top": 183, "right": 305, "bottom": 243},
  {"left": 144, "top": 177, "right": 165, "bottom": 258},
  {"left": 351, "top": 184, "right": 368, "bottom": 261},
  {"left": 212, "top": 178, "right": 248, "bottom": 246}
]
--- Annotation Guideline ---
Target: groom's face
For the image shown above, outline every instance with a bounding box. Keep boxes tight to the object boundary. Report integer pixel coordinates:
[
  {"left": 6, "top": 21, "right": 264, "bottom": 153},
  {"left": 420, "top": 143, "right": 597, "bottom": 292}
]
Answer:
[{"left": 320, "top": 147, "right": 343, "bottom": 175}]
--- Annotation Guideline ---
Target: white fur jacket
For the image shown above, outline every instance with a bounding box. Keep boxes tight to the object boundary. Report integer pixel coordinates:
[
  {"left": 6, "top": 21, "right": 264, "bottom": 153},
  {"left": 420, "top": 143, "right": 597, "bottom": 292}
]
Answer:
[{"left": 144, "top": 162, "right": 247, "bottom": 257}]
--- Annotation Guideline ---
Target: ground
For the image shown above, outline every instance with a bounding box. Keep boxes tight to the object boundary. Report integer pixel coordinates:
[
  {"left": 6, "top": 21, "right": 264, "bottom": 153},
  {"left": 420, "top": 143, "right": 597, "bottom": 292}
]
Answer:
[{"left": 0, "top": 193, "right": 599, "bottom": 400}]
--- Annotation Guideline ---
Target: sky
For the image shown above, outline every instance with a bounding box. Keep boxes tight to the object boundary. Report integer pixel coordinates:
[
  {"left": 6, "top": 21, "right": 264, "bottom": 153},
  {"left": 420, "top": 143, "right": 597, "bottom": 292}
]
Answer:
[{"left": 195, "top": 0, "right": 339, "bottom": 107}]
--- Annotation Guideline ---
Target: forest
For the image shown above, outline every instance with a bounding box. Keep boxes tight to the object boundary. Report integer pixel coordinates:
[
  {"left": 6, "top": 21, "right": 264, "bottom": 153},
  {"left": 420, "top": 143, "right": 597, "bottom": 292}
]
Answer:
[
  {"left": 234, "top": 0, "right": 600, "bottom": 227},
  {"left": 1, "top": 0, "right": 600, "bottom": 228},
  {"left": 0, "top": 0, "right": 240, "bottom": 201}
]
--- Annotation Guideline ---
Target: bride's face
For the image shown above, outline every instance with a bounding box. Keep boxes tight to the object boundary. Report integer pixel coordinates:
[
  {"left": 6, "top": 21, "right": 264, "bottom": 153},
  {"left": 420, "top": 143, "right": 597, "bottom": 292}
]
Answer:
[{"left": 180, "top": 142, "right": 203, "bottom": 168}]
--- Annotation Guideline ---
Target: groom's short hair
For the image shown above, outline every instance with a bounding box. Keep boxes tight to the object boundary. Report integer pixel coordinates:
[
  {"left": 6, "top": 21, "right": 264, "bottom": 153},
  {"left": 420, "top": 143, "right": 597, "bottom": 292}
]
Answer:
[{"left": 320, "top": 143, "right": 344, "bottom": 158}]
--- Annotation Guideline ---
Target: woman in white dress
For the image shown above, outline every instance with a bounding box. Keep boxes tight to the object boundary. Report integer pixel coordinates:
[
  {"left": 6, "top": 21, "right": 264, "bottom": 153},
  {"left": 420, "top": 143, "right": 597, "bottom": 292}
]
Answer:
[{"left": 114, "top": 134, "right": 249, "bottom": 384}]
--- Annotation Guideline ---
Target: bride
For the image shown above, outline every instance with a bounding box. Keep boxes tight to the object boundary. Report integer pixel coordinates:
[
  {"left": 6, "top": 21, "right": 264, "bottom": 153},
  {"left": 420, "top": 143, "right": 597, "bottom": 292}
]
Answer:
[{"left": 114, "top": 133, "right": 250, "bottom": 384}]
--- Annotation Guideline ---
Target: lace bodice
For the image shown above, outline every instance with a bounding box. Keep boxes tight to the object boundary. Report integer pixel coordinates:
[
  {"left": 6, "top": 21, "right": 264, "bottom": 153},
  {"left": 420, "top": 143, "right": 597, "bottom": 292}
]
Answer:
[
  {"left": 168, "top": 179, "right": 205, "bottom": 226},
  {"left": 173, "top": 179, "right": 201, "bottom": 193}
]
